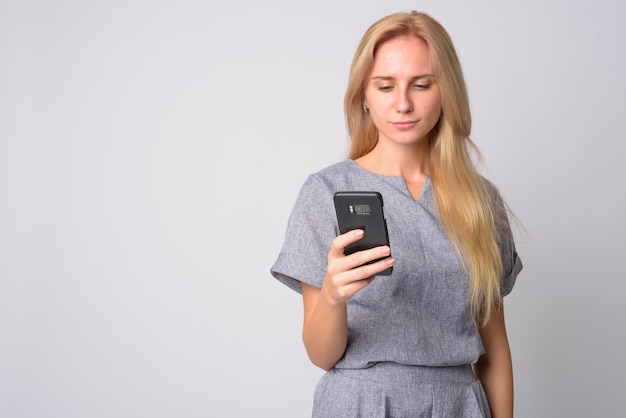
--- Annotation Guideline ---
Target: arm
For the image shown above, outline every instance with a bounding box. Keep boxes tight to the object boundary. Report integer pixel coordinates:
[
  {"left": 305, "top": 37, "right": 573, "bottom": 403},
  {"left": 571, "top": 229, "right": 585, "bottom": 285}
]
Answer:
[
  {"left": 301, "top": 229, "right": 394, "bottom": 371},
  {"left": 474, "top": 302, "right": 514, "bottom": 418}
]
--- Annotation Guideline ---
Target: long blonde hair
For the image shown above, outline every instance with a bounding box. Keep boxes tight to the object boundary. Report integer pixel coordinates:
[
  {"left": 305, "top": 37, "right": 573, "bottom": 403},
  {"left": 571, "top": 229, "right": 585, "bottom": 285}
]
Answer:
[{"left": 345, "top": 11, "right": 503, "bottom": 325}]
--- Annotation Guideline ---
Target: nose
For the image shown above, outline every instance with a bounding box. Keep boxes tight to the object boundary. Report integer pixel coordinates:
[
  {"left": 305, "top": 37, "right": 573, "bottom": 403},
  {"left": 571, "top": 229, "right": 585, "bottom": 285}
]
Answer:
[{"left": 396, "top": 90, "right": 414, "bottom": 113}]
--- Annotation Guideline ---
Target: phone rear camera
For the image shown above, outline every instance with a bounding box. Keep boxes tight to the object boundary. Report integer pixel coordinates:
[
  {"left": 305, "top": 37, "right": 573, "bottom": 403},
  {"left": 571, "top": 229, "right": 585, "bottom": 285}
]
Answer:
[{"left": 349, "top": 204, "right": 371, "bottom": 215}]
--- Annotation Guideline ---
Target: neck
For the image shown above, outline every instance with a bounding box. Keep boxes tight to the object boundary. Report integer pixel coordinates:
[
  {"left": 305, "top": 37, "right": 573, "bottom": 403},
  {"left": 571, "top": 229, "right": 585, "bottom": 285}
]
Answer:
[{"left": 356, "top": 136, "right": 431, "bottom": 182}]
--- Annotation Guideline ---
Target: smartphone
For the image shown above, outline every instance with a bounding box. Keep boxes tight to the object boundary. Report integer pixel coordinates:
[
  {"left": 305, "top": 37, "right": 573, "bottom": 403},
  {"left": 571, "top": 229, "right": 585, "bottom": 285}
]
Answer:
[{"left": 333, "top": 191, "right": 393, "bottom": 276}]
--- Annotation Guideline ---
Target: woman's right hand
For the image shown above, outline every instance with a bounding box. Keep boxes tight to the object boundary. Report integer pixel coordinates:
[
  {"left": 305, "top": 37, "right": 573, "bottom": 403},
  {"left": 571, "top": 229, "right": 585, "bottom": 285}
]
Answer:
[
  {"left": 321, "top": 229, "right": 394, "bottom": 305},
  {"left": 301, "top": 229, "right": 394, "bottom": 370}
]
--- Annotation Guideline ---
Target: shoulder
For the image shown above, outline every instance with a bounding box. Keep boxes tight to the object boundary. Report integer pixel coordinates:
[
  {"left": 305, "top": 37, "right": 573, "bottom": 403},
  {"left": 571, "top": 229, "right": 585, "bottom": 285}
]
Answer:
[
  {"left": 304, "top": 160, "right": 359, "bottom": 191},
  {"left": 478, "top": 176, "right": 506, "bottom": 212},
  {"left": 479, "top": 176, "right": 518, "bottom": 245},
  {"left": 310, "top": 160, "right": 356, "bottom": 181},
  {"left": 479, "top": 176, "right": 501, "bottom": 200},
  {"left": 292, "top": 161, "right": 355, "bottom": 215}
]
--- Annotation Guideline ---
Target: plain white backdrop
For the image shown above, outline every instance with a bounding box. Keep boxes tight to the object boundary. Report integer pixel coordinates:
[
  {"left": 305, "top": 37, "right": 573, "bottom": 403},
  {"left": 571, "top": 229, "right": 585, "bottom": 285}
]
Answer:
[{"left": 1, "top": 0, "right": 625, "bottom": 416}]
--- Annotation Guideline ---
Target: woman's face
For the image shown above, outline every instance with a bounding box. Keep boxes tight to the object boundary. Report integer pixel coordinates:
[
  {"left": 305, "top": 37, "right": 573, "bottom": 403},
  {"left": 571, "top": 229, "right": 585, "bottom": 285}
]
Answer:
[{"left": 363, "top": 36, "right": 442, "bottom": 148}]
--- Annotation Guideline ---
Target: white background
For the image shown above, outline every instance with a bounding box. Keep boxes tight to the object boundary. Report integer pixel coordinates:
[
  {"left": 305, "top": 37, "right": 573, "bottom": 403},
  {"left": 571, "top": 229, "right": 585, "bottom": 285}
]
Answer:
[{"left": 1, "top": 0, "right": 625, "bottom": 417}]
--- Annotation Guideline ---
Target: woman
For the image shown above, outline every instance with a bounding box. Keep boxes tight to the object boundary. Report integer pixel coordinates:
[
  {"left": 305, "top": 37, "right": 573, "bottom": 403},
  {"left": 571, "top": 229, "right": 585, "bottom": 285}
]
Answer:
[{"left": 271, "top": 11, "right": 522, "bottom": 418}]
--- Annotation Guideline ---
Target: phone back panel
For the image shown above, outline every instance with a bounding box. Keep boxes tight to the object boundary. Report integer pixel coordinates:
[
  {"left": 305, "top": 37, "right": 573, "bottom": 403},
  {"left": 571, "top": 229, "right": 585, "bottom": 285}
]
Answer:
[{"left": 333, "top": 191, "right": 392, "bottom": 275}]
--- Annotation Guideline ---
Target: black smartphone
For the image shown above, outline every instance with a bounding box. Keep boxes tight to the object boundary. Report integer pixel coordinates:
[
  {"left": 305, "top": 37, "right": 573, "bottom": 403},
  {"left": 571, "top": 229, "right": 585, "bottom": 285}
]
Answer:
[{"left": 333, "top": 191, "right": 393, "bottom": 276}]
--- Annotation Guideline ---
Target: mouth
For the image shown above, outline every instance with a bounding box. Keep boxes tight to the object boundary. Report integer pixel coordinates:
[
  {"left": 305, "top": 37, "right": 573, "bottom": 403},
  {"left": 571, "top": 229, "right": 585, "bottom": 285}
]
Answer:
[{"left": 392, "top": 120, "right": 418, "bottom": 129}]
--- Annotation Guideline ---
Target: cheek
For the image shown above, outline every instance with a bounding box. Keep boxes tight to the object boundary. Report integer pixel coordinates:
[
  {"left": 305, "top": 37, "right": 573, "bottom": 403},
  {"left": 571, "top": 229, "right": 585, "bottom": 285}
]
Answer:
[
  {"left": 422, "top": 98, "right": 442, "bottom": 130},
  {"left": 426, "top": 97, "right": 442, "bottom": 118}
]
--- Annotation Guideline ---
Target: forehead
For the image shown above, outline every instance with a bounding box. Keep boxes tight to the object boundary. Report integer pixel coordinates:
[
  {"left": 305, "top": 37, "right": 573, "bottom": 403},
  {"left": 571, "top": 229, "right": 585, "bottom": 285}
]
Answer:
[{"left": 371, "top": 36, "right": 432, "bottom": 75}]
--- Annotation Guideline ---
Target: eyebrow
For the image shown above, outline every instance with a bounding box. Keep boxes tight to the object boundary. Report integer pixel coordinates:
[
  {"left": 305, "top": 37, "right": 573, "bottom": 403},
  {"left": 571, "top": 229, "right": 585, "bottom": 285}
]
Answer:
[{"left": 370, "top": 74, "right": 435, "bottom": 81}]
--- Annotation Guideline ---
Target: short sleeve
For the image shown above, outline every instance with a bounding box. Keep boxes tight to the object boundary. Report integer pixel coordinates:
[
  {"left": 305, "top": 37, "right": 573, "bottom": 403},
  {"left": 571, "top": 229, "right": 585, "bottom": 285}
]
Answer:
[
  {"left": 270, "top": 175, "right": 337, "bottom": 293},
  {"left": 491, "top": 187, "right": 523, "bottom": 297},
  {"left": 501, "top": 247, "right": 522, "bottom": 297}
]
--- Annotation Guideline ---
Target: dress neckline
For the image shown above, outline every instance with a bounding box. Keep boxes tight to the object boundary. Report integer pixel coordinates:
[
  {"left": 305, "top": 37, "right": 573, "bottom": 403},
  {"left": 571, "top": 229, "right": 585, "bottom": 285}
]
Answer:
[{"left": 345, "top": 159, "right": 430, "bottom": 202}]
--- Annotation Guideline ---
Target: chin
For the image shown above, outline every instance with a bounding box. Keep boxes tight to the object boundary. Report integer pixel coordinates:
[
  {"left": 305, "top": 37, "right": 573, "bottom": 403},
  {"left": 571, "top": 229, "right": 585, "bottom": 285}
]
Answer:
[{"left": 395, "top": 135, "right": 429, "bottom": 146}]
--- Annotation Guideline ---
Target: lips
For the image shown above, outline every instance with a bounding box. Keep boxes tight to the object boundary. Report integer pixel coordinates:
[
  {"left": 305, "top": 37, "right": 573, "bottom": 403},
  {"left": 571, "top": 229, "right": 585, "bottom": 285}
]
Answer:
[{"left": 392, "top": 120, "right": 418, "bottom": 129}]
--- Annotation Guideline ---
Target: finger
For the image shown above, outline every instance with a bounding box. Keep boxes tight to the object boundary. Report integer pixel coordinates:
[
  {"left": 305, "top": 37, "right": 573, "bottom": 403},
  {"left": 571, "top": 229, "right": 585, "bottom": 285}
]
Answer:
[
  {"left": 329, "top": 229, "right": 364, "bottom": 257},
  {"left": 344, "top": 245, "right": 392, "bottom": 271},
  {"left": 352, "top": 255, "right": 395, "bottom": 277},
  {"left": 327, "top": 244, "right": 392, "bottom": 283},
  {"left": 330, "top": 249, "right": 393, "bottom": 292}
]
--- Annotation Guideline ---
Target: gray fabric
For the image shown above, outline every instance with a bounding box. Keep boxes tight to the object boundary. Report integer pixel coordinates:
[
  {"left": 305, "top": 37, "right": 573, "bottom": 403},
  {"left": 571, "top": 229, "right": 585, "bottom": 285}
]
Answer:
[
  {"left": 313, "top": 363, "right": 491, "bottom": 418},
  {"left": 270, "top": 160, "right": 523, "bottom": 415},
  {"left": 271, "top": 160, "right": 522, "bottom": 368}
]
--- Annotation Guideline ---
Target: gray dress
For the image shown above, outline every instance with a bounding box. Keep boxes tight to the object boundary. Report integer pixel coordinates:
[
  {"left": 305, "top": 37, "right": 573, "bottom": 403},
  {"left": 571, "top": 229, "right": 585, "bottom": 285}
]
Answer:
[{"left": 271, "top": 160, "right": 522, "bottom": 417}]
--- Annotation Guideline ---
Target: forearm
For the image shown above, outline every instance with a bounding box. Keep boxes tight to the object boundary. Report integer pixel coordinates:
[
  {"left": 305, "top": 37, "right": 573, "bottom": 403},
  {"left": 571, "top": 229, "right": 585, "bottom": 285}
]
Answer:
[
  {"left": 474, "top": 340, "right": 514, "bottom": 418},
  {"left": 302, "top": 285, "right": 349, "bottom": 371},
  {"left": 475, "top": 302, "right": 514, "bottom": 418},
  {"left": 300, "top": 231, "right": 390, "bottom": 371}
]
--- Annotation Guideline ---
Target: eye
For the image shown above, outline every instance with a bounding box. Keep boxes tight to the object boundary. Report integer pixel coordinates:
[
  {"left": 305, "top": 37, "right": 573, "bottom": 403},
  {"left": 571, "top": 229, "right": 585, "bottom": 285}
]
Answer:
[
  {"left": 413, "top": 83, "right": 431, "bottom": 90},
  {"left": 378, "top": 85, "right": 393, "bottom": 92}
]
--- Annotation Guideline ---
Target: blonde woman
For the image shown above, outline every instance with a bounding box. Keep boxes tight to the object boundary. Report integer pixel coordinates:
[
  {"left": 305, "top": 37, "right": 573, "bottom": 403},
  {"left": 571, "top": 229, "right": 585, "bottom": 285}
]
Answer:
[{"left": 272, "top": 11, "right": 522, "bottom": 418}]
